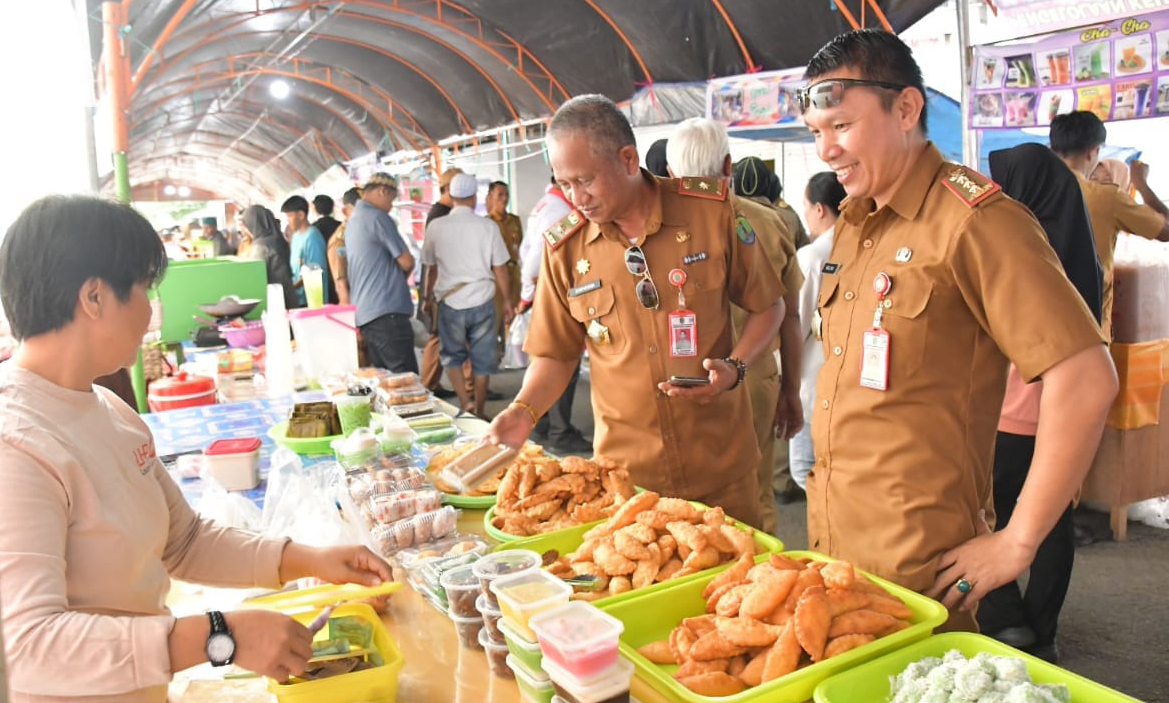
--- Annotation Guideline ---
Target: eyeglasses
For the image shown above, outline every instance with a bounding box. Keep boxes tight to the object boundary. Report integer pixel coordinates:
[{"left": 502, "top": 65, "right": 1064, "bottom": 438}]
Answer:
[
  {"left": 797, "top": 78, "right": 910, "bottom": 113},
  {"left": 624, "top": 245, "right": 659, "bottom": 310}
]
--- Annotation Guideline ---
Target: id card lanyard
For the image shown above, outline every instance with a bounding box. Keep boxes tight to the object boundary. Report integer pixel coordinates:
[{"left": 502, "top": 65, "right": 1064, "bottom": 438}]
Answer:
[
  {"left": 860, "top": 272, "right": 891, "bottom": 391},
  {"left": 667, "top": 268, "right": 697, "bottom": 357}
]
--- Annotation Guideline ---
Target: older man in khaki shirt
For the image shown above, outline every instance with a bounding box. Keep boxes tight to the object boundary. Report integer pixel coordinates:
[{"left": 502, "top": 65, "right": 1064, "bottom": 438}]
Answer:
[{"left": 488, "top": 95, "right": 785, "bottom": 527}]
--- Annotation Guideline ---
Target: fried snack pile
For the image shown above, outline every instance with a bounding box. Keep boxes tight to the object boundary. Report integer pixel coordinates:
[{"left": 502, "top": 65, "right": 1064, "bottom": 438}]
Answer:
[
  {"left": 544, "top": 491, "right": 758, "bottom": 599},
  {"left": 636, "top": 555, "right": 914, "bottom": 697},
  {"left": 490, "top": 452, "right": 637, "bottom": 535}
]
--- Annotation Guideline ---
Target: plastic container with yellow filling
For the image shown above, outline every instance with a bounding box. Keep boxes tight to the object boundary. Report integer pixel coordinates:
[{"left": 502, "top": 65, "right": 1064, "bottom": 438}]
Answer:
[{"left": 489, "top": 568, "right": 572, "bottom": 641}]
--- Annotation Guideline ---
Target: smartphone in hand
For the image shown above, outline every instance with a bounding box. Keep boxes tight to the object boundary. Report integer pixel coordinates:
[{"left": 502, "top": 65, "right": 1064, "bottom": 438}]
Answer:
[{"left": 668, "top": 375, "right": 711, "bottom": 387}]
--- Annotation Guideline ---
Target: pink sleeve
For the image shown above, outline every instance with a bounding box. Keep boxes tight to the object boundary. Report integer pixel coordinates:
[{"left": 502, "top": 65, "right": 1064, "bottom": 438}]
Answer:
[
  {"left": 157, "top": 460, "right": 289, "bottom": 589},
  {"left": 0, "top": 443, "right": 174, "bottom": 696}
]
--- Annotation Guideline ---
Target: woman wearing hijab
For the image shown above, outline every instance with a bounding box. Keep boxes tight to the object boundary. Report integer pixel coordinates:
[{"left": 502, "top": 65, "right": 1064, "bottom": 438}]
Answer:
[
  {"left": 978, "top": 143, "right": 1103, "bottom": 663},
  {"left": 240, "top": 204, "right": 297, "bottom": 311}
]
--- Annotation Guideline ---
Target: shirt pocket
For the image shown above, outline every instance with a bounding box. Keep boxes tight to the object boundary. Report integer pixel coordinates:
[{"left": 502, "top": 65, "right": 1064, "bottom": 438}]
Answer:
[
  {"left": 881, "top": 273, "right": 933, "bottom": 376},
  {"left": 566, "top": 284, "right": 626, "bottom": 355}
]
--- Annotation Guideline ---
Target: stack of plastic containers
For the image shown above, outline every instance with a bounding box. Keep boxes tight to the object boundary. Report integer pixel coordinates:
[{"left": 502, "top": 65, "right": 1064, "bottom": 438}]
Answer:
[
  {"left": 465, "top": 550, "right": 546, "bottom": 686},
  {"left": 529, "top": 602, "right": 633, "bottom": 703}
]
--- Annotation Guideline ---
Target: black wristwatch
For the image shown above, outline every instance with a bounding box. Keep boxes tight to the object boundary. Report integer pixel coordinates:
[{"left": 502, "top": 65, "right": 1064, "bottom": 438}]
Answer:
[
  {"left": 722, "top": 356, "right": 747, "bottom": 389},
  {"left": 205, "top": 611, "right": 236, "bottom": 667}
]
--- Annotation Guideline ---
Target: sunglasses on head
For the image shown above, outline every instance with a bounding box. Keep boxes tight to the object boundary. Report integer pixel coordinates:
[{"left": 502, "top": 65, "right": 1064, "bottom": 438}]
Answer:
[
  {"left": 797, "top": 78, "right": 910, "bottom": 113},
  {"left": 624, "top": 245, "right": 659, "bottom": 310}
]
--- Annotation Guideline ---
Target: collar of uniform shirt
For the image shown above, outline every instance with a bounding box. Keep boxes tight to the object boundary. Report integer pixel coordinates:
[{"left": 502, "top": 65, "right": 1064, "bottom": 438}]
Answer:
[
  {"left": 841, "top": 141, "right": 945, "bottom": 225},
  {"left": 585, "top": 168, "right": 673, "bottom": 244}
]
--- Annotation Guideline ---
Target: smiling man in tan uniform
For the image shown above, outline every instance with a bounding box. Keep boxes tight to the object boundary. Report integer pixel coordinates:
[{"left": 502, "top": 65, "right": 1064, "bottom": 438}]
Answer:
[
  {"left": 487, "top": 95, "right": 785, "bottom": 527},
  {"left": 800, "top": 30, "right": 1116, "bottom": 628}
]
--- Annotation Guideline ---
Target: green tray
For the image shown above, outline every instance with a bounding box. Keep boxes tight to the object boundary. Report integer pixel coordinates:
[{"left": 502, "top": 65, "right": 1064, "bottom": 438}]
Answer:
[
  {"left": 602, "top": 550, "right": 947, "bottom": 703},
  {"left": 442, "top": 491, "right": 497, "bottom": 509},
  {"left": 267, "top": 414, "right": 383, "bottom": 456},
  {"left": 491, "top": 506, "right": 785, "bottom": 607},
  {"left": 813, "top": 632, "right": 1142, "bottom": 703},
  {"left": 483, "top": 504, "right": 521, "bottom": 542}
]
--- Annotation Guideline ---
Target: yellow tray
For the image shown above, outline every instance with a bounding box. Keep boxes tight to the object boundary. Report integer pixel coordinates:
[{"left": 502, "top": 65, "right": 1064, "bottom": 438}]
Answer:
[
  {"left": 245, "top": 581, "right": 402, "bottom": 614},
  {"left": 268, "top": 601, "right": 404, "bottom": 703}
]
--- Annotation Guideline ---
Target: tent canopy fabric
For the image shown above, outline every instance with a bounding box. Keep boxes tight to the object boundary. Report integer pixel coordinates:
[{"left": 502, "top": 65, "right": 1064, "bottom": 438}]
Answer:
[{"left": 94, "top": 0, "right": 947, "bottom": 200}]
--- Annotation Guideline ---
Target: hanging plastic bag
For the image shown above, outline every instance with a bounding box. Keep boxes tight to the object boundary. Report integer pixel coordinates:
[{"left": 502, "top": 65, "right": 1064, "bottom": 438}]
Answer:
[
  {"left": 260, "top": 447, "right": 366, "bottom": 548},
  {"left": 501, "top": 309, "right": 530, "bottom": 369}
]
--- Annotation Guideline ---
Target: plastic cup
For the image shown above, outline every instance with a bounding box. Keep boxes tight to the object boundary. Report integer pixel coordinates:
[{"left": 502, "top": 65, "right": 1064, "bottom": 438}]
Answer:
[
  {"left": 489, "top": 568, "right": 573, "bottom": 641},
  {"left": 335, "top": 394, "right": 372, "bottom": 436},
  {"left": 472, "top": 549, "right": 542, "bottom": 609},
  {"left": 529, "top": 602, "right": 624, "bottom": 680},
  {"left": 303, "top": 265, "right": 325, "bottom": 308}
]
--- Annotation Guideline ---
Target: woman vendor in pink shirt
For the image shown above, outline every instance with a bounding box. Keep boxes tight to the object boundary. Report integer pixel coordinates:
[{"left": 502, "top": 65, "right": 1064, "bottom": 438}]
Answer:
[{"left": 0, "top": 195, "right": 392, "bottom": 703}]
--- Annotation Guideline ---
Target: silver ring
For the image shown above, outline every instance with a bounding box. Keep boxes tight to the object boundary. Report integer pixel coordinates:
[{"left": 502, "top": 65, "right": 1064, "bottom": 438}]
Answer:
[{"left": 956, "top": 578, "right": 973, "bottom": 594}]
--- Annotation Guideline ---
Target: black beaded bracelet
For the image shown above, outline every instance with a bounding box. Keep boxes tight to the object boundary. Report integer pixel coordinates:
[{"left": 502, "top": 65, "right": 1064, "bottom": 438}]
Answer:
[{"left": 722, "top": 356, "right": 747, "bottom": 389}]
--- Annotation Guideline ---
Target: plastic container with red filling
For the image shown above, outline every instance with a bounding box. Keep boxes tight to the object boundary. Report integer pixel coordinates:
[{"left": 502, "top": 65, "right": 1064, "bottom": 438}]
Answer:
[
  {"left": 529, "top": 602, "right": 624, "bottom": 679},
  {"left": 542, "top": 656, "right": 633, "bottom": 703}
]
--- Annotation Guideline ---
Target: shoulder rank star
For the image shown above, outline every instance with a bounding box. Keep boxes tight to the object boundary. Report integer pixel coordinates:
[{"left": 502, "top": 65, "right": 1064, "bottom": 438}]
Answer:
[
  {"left": 675, "top": 231, "right": 690, "bottom": 243},
  {"left": 576, "top": 258, "right": 590, "bottom": 275}
]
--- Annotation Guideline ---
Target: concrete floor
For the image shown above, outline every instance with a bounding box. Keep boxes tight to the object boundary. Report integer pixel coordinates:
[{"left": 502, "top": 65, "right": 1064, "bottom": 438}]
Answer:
[{"left": 479, "top": 367, "right": 1168, "bottom": 701}]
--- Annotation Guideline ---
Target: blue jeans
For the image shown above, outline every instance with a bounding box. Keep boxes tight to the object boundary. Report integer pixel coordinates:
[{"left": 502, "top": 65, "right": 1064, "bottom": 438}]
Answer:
[
  {"left": 436, "top": 300, "right": 498, "bottom": 376},
  {"left": 789, "top": 421, "right": 813, "bottom": 489}
]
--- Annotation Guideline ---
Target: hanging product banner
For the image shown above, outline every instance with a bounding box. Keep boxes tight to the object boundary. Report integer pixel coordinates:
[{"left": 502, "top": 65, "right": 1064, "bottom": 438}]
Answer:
[
  {"left": 706, "top": 68, "right": 806, "bottom": 128},
  {"left": 993, "top": 0, "right": 1169, "bottom": 35},
  {"left": 971, "top": 9, "right": 1169, "bottom": 130}
]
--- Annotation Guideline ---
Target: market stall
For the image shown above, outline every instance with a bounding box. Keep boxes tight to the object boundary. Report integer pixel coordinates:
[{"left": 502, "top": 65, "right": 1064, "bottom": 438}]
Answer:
[{"left": 149, "top": 353, "right": 1143, "bottom": 702}]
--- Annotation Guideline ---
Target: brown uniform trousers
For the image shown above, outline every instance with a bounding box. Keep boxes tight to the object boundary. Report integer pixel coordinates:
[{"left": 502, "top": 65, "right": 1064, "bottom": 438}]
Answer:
[
  {"left": 526, "top": 172, "right": 784, "bottom": 528},
  {"left": 730, "top": 195, "right": 802, "bottom": 535},
  {"left": 808, "top": 144, "right": 1104, "bottom": 630}
]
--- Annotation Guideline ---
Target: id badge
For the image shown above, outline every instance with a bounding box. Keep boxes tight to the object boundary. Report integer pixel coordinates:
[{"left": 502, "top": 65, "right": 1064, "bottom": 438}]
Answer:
[
  {"left": 669, "top": 309, "right": 698, "bottom": 357},
  {"left": 860, "top": 328, "right": 890, "bottom": 391}
]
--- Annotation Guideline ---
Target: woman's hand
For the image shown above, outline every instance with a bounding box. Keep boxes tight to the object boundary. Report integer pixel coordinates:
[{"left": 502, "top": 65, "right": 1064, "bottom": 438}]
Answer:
[
  {"left": 279, "top": 543, "right": 392, "bottom": 586},
  {"left": 224, "top": 609, "right": 313, "bottom": 683}
]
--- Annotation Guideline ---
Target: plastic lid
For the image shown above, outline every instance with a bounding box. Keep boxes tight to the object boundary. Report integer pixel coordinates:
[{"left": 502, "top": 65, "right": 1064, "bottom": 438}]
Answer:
[
  {"left": 439, "top": 563, "right": 480, "bottom": 590},
  {"left": 476, "top": 592, "right": 501, "bottom": 616},
  {"left": 337, "top": 427, "right": 378, "bottom": 453},
  {"left": 149, "top": 372, "right": 215, "bottom": 395},
  {"left": 529, "top": 601, "right": 624, "bottom": 655},
  {"left": 205, "top": 437, "right": 262, "bottom": 455},
  {"left": 508, "top": 654, "right": 552, "bottom": 687},
  {"left": 498, "top": 617, "right": 540, "bottom": 651},
  {"left": 472, "top": 549, "right": 542, "bottom": 582},
  {"left": 489, "top": 568, "right": 573, "bottom": 608},
  {"left": 478, "top": 625, "right": 507, "bottom": 650},
  {"left": 542, "top": 655, "right": 633, "bottom": 699},
  {"left": 287, "top": 303, "right": 357, "bottom": 320},
  {"left": 243, "top": 581, "right": 401, "bottom": 612}
]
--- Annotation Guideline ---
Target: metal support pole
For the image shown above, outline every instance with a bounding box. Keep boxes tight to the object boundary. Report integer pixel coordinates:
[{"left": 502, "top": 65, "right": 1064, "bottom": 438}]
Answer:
[
  {"left": 956, "top": 0, "right": 979, "bottom": 168},
  {"left": 103, "top": 1, "right": 148, "bottom": 411}
]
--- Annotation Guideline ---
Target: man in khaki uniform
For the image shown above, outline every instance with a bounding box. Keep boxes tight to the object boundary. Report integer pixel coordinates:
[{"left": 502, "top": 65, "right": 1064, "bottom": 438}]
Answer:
[
  {"left": 487, "top": 95, "right": 785, "bottom": 527},
  {"left": 1050, "top": 111, "right": 1169, "bottom": 340},
  {"left": 487, "top": 181, "right": 524, "bottom": 346},
  {"left": 801, "top": 30, "right": 1116, "bottom": 627},
  {"left": 666, "top": 118, "right": 805, "bottom": 534}
]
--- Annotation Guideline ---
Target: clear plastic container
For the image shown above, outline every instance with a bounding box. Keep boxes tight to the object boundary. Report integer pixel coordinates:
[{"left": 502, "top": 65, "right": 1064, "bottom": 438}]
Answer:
[
  {"left": 478, "top": 592, "right": 505, "bottom": 643},
  {"left": 473, "top": 549, "right": 542, "bottom": 609},
  {"left": 451, "top": 614, "right": 482, "bottom": 650},
  {"left": 440, "top": 563, "right": 482, "bottom": 619},
  {"left": 499, "top": 617, "right": 544, "bottom": 674},
  {"left": 480, "top": 626, "right": 513, "bottom": 679},
  {"left": 542, "top": 657, "right": 633, "bottom": 703},
  {"left": 490, "top": 568, "right": 573, "bottom": 641},
  {"left": 367, "top": 488, "right": 442, "bottom": 525},
  {"left": 382, "top": 371, "right": 421, "bottom": 389},
  {"left": 388, "top": 385, "right": 430, "bottom": 405},
  {"left": 529, "top": 602, "right": 625, "bottom": 680},
  {"left": 510, "top": 654, "right": 556, "bottom": 703},
  {"left": 370, "top": 506, "right": 459, "bottom": 555},
  {"left": 331, "top": 427, "right": 380, "bottom": 468},
  {"left": 334, "top": 394, "right": 373, "bottom": 436},
  {"left": 389, "top": 399, "right": 436, "bottom": 418}
]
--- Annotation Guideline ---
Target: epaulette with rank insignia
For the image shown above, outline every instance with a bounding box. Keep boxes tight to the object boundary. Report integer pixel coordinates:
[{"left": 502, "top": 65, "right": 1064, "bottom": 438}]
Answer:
[
  {"left": 677, "top": 176, "right": 728, "bottom": 201},
  {"left": 543, "top": 210, "right": 585, "bottom": 250},
  {"left": 940, "top": 165, "right": 1000, "bottom": 207}
]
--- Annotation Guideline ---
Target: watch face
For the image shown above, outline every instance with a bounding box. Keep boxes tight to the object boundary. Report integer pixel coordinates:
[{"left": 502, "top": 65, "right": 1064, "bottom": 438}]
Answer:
[{"left": 206, "top": 632, "right": 235, "bottom": 665}]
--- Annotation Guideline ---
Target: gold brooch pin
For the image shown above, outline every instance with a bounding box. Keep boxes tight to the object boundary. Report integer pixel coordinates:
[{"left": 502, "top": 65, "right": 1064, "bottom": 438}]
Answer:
[{"left": 675, "top": 231, "right": 690, "bottom": 243}]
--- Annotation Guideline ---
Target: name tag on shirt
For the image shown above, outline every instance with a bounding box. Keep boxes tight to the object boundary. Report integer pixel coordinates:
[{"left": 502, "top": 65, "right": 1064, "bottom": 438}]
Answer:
[
  {"left": 569, "top": 279, "right": 602, "bottom": 297},
  {"left": 822, "top": 262, "right": 840, "bottom": 274}
]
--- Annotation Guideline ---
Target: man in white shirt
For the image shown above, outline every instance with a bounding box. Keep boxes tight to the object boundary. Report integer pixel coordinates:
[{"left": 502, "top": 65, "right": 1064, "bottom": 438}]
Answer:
[{"left": 422, "top": 173, "right": 513, "bottom": 417}]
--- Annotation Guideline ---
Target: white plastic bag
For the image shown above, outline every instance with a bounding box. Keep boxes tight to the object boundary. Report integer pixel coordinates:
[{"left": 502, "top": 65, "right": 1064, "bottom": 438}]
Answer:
[
  {"left": 260, "top": 447, "right": 367, "bottom": 548},
  {"left": 501, "top": 309, "right": 530, "bottom": 369}
]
